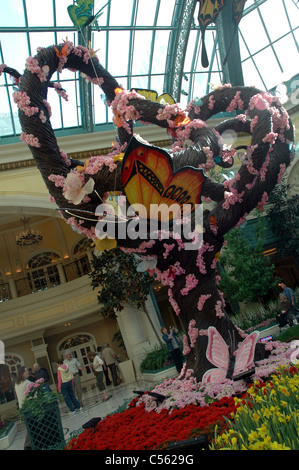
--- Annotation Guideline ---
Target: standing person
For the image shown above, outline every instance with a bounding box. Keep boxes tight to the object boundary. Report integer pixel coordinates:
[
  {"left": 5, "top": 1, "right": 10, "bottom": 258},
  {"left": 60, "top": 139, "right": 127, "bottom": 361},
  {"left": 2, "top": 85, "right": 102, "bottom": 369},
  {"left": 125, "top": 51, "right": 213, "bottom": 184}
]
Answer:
[
  {"left": 101, "top": 343, "right": 119, "bottom": 387},
  {"left": 14, "top": 366, "right": 32, "bottom": 450},
  {"left": 64, "top": 350, "right": 84, "bottom": 407},
  {"left": 33, "top": 363, "right": 51, "bottom": 392},
  {"left": 27, "top": 368, "right": 35, "bottom": 383},
  {"left": 97, "top": 346, "right": 112, "bottom": 386},
  {"left": 87, "top": 351, "right": 111, "bottom": 402},
  {"left": 56, "top": 359, "right": 82, "bottom": 415},
  {"left": 276, "top": 294, "right": 292, "bottom": 329},
  {"left": 161, "top": 326, "right": 184, "bottom": 373},
  {"left": 280, "top": 282, "right": 299, "bottom": 322}
]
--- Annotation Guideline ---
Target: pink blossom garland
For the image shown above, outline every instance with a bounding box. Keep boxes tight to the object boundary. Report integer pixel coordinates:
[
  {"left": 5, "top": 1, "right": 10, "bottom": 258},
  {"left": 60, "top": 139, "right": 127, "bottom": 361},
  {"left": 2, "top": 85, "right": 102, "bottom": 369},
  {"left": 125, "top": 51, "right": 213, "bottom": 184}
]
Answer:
[
  {"left": 196, "top": 242, "right": 214, "bottom": 274},
  {"left": 168, "top": 288, "right": 181, "bottom": 315},
  {"left": 48, "top": 174, "right": 65, "bottom": 187},
  {"left": 42, "top": 99, "right": 52, "bottom": 117},
  {"left": 277, "top": 163, "right": 286, "bottom": 183},
  {"left": 121, "top": 239, "right": 156, "bottom": 254},
  {"left": 197, "top": 294, "right": 212, "bottom": 311},
  {"left": 20, "top": 132, "right": 41, "bottom": 148},
  {"left": 208, "top": 95, "right": 215, "bottom": 110},
  {"left": 60, "top": 213, "right": 96, "bottom": 240},
  {"left": 188, "top": 319, "right": 199, "bottom": 347},
  {"left": 53, "top": 82, "right": 69, "bottom": 101},
  {"left": 111, "top": 89, "right": 144, "bottom": 131},
  {"left": 60, "top": 149, "right": 71, "bottom": 166},
  {"left": 156, "top": 102, "right": 185, "bottom": 124},
  {"left": 249, "top": 94, "right": 269, "bottom": 111},
  {"left": 182, "top": 335, "right": 191, "bottom": 355},
  {"left": 0, "top": 63, "right": 7, "bottom": 76},
  {"left": 25, "top": 56, "right": 48, "bottom": 83},
  {"left": 262, "top": 132, "right": 278, "bottom": 145},
  {"left": 222, "top": 188, "right": 244, "bottom": 210},
  {"left": 256, "top": 191, "right": 269, "bottom": 211},
  {"left": 180, "top": 274, "right": 198, "bottom": 296},
  {"left": 215, "top": 300, "right": 224, "bottom": 318},
  {"left": 226, "top": 91, "right": 244, "bottom": 112},
  {"left": 13, "top": 91, "right": 39, "bottom": 117},
  {"left": 163, "top": 243, "right": 175, "bottom": 259}
]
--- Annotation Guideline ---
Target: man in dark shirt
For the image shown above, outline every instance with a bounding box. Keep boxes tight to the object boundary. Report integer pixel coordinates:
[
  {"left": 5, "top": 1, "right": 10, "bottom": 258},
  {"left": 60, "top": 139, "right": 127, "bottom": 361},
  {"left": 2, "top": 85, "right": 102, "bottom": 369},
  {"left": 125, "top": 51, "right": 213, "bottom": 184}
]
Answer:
[{"left": 33, "top": 363, "right": 51, "bottom": 391}]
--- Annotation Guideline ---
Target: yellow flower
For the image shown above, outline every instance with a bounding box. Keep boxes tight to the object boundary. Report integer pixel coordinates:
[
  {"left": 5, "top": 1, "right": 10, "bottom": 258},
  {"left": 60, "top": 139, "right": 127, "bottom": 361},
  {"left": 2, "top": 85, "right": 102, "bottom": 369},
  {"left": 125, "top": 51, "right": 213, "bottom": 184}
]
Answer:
[
  {"left": 113, "top": 153, "right": 124, "bottom": 162},
  {"left": 257, "top": 424, "right": 268, "bottom": 438},
  {"left": 95, "top": 237, "right": 117, "bottom": 252},
  {"left": 270, "top": 441, "right": 291, "bottom": 450},
  {"left": 76, "top": 159, "right": 90, "bottom": 172},
  {"left": 248, "top": 431, "right": 259, "bottom": 442},
  {"left": 262, "top": 407, "right": 272, "bottom": 419}
]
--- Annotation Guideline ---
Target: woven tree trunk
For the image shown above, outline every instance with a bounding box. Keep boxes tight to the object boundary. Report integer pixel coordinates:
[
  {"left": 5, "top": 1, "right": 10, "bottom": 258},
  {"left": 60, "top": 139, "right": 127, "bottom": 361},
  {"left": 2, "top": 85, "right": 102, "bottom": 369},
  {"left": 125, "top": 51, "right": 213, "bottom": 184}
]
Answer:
[{"left": 1, "top": 43, "right": 294, "bottom": 381}]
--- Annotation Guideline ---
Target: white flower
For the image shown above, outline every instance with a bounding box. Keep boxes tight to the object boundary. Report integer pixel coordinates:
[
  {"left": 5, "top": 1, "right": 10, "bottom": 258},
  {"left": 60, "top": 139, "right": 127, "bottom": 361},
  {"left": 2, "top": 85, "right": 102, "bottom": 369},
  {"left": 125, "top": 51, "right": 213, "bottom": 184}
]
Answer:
[{"left": 64, "top": 172, "right": 95, "bottom": 205}]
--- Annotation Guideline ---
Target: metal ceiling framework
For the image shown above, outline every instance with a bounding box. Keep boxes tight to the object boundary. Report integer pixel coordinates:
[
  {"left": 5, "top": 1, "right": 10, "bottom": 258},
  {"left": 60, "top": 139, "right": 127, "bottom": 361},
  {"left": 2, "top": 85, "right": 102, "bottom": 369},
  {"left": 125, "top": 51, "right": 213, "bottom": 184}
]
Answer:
[{"left": 0, "top": 0, "right": 298, "bottom": 143}]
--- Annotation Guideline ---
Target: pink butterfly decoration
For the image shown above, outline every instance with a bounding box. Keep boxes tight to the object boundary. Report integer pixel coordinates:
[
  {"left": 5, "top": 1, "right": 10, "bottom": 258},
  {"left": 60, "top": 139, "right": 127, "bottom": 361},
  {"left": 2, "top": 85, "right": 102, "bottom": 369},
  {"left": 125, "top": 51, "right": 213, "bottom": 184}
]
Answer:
[{"left": 202, "top": 326, "right": 259, "bottom": 384}]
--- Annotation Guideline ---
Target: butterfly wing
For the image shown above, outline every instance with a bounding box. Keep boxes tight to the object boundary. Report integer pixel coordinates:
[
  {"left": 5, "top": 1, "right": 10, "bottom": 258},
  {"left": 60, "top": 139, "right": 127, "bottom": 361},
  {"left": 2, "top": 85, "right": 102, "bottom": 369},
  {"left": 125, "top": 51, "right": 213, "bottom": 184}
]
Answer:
[
  {"left": 205, "top": 326, "right": 230, "bottom": 369},
  {"left": 122, "top": 137, "right": 173, "bottom": 219},
  {"left": 157, "top": 93, "right": 175, "bottom": 105},
  {"left": 136, "top": 257, "right": 157, "bottom": 272},
  {"left": 150, "top": 167, "right": 206, "bottom": 221},
  {"left": 122, "top": 137, "right": 206, "bottom": 222},
  {"left": 131, "top": 89, "right": 158, "bottom": 102},
  {"left": 201, "top": 367, "right": 227, "bottom": 384},
  {"left": 234, "top": 331, "right": 259, "bottom": 375},
  {"left": 67, "top": 0, "right": 94, "bottom": 28}
]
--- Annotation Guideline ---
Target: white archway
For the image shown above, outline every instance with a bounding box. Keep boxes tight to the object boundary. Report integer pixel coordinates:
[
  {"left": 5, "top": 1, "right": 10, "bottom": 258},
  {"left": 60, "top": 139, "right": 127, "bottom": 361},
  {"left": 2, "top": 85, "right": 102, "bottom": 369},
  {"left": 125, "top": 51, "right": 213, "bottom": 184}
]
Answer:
[{"left": 57, "top": 332, "right": 97, "bottom": 384}]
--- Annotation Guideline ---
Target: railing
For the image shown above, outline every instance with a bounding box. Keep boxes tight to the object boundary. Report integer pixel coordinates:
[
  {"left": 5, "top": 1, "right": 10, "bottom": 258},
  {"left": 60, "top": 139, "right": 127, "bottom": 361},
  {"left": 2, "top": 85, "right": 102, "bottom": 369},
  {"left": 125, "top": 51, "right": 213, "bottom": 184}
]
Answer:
[
  {"left": 0, "top": 283, "right": 11, "bottom": 302},
  {"left": 7, "top": 258, "right": 92, "bottom": 299}
]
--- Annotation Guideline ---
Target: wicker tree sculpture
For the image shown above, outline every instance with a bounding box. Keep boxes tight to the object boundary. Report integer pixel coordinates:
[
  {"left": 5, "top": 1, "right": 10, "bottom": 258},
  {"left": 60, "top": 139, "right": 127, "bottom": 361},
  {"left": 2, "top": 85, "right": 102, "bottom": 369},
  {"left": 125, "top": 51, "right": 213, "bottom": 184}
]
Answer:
[{"left": 0, "top": 42, "right": 295, "bottom": 381}]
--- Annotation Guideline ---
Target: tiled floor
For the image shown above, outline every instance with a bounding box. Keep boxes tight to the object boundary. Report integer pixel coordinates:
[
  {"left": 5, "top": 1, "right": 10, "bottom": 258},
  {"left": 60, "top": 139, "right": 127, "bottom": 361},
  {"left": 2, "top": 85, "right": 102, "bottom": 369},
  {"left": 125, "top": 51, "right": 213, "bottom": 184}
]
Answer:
[{"left": 5, "top": 379, "right": 152, "bottom": 450}]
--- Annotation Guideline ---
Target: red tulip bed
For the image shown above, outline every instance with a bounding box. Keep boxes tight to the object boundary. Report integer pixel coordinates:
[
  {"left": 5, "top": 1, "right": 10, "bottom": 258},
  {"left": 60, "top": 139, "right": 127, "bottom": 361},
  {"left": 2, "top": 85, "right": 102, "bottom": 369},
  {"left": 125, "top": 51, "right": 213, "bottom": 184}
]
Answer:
[
  {"left": 65, "top": 395, "right": 237, "bottom": 450},
  {"left": 65, "top": 340, "right": 297, "bottom": 451}
]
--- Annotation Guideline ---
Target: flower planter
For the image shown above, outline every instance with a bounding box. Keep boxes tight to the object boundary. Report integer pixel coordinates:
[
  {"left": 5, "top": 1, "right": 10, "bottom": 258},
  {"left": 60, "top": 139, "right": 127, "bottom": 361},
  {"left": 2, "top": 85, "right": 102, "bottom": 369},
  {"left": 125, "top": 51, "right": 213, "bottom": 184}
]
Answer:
[
  {"left": 23, "top": 402, "right": 65, "bottom": 450},
  {"left": 258, "top": 323, "right": 280, "bottom": 339},
  {"left": 141, "top": 365, "right": 178, "bottom": 383},
  {"left": 0, "top": 421, "right": 17, "bottom": 450}
]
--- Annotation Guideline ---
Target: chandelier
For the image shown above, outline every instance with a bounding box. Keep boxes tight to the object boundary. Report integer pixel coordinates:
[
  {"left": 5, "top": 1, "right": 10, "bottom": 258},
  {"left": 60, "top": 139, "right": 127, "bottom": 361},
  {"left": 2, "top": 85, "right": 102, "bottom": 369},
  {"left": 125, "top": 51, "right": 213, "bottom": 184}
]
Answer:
[{"left": 16, "top": 217, "right": 43, "bottom": 247}]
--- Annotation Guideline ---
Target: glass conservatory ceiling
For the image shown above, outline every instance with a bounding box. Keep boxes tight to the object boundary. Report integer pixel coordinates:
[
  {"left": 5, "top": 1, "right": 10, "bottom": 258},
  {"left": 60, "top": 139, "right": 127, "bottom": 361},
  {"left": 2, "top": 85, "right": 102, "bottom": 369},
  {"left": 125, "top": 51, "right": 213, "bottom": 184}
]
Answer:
[{"left": 0, "top": 0, "right": 298, "bottom": 142}]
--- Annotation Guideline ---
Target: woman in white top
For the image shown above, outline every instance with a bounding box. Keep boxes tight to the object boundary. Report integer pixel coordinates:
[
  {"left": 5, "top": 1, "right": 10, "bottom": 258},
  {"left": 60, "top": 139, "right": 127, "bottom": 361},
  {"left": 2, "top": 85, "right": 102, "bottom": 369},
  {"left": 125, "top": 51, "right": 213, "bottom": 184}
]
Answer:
[
  {"left": 88, "top": 351, "right": 111, "bottom": 402},
  {"left": 14, "top": 366, "right": 32, "bottom": 450}
]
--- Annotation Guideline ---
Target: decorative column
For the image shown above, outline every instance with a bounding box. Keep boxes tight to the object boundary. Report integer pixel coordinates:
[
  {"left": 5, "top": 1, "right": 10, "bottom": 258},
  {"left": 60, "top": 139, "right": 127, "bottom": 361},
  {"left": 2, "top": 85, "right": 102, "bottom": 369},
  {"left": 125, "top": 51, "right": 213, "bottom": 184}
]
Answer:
[
  {"left": 116, "top": 303, "right": 161, "bottom": 380},
  {"left": 56, "top": 263, "right": 66, "bottom": 283},
  {"left": 7, "top": 276, "right": 18, "bottom": 299},
  {"left": 30, "top": 336, "right": 55, "bottom": 387}
]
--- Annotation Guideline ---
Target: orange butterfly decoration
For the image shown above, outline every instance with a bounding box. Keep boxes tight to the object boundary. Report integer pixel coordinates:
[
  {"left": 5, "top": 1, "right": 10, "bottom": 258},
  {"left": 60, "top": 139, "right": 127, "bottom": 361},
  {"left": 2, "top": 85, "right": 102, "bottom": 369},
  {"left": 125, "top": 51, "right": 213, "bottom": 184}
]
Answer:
[
  {"left": 209, "top": 216, "right": 218, "bottom": 227},
  {"left": 53, "top": 44, "right": 69, "bottom": 59},
  {"left": 121, "top": 137, "right": 206, "bottom": 223}
]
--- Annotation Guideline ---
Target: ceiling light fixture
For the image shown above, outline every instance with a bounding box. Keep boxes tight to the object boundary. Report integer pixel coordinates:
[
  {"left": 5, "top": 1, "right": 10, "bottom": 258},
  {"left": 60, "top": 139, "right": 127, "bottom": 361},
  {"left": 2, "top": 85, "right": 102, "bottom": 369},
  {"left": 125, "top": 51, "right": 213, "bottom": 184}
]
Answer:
[{"left": 16, "top": 217, "right": 43, "bottom": 248}]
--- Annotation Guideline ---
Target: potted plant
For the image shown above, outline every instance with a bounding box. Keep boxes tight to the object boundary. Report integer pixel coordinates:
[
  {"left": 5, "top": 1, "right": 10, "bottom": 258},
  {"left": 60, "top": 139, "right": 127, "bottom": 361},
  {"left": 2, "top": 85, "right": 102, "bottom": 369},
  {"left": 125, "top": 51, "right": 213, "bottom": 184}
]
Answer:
[
  {"left": 0, "top": 418, "right": 17, "bottom": 450},
  {"left": 19, "top": 378, "right": 65, "bottom": 450}
]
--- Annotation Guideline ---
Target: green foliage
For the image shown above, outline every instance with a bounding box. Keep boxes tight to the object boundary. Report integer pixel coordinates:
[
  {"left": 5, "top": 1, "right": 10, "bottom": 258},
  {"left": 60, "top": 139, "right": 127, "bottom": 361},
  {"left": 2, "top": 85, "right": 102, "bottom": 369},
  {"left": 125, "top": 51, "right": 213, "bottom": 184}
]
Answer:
[
  {"left": 231, "top": 301, "right": 280, "bottom": 331},
  {"left": 276, "top": 324, "right": 299, "bottom": 343},
  {"left": 140, "top": 345, "right": 172, "bottom": 372},
  {"left": 268, "top": 179, "right": 299, "bottom": 259},
  {"left": 219, "top": 217, "right": 279, "bottom": 303},
  {"left": 19, "top": 381, "right": 62, "bottom": 421},
  {"left": 90, "top": 247, "right": 154, "bottom": 315}
]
